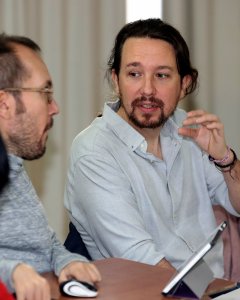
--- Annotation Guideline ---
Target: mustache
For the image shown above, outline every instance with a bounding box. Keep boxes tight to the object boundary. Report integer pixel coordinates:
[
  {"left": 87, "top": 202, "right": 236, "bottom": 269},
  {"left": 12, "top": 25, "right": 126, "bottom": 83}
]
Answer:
[
  {"left": 132, "top": 96, "right": 164, "bottom": 108},
  {"left": 45, "top": 118, "right": 54, "bottom": 131}
]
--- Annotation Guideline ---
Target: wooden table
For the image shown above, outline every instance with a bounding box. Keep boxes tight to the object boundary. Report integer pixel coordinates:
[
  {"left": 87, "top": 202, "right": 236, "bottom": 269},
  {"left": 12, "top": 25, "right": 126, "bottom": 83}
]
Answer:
[{"left": 45, "top": 258, "right": 235, "bottom": 300}]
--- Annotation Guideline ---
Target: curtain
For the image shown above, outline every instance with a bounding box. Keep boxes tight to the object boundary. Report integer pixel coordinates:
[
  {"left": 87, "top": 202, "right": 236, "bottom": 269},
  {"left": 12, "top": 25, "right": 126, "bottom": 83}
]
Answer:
[
  {"left": 162, "top": 0, "right": 240, "bottom": 152},
  {"left": 163, "top": 0, "right": 240, "bottom": 280},
  {"left": 0, "top": 0, "right": 125, "bottom": 241}
]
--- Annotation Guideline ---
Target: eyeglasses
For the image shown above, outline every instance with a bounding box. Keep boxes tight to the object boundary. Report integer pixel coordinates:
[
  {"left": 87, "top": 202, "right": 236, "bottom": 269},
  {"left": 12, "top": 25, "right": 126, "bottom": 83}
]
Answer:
[{"left": 3, "top": 87, "right": 54, "bottom": 104}]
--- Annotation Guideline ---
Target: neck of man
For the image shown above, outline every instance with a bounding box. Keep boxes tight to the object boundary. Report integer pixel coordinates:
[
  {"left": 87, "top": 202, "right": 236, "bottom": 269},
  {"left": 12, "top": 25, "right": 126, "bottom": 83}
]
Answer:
[
  {"left": 140, "top": 128, "right": 162, "bottom": 160},
  {"left": 117, "top": 107, "right": 162, "bottom": 159}
]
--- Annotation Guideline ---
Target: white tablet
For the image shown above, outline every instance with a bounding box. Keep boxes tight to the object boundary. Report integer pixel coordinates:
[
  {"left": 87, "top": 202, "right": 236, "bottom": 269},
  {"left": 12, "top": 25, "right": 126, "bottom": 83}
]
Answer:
[{"left": 162, "top": 221, "right": 227, "bottom": 296}]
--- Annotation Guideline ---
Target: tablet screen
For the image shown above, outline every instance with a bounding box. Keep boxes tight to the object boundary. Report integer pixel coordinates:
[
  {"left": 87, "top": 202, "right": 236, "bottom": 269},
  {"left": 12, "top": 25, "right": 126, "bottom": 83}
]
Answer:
[{"left": 162, "top": 221, "right": 227, "bottom": 295}]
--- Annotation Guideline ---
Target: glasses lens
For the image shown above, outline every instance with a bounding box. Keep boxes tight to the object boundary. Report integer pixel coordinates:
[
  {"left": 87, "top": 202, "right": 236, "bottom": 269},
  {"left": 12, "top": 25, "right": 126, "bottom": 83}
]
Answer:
[{"left": 41, "top": 90, "right": 54, "bottom": 104}]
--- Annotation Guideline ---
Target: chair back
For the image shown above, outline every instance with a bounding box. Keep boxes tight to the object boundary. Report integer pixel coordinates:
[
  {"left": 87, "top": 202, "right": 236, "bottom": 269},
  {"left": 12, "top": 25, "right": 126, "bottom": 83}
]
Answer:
[{"left": 64, "top": 222, "right": 92, "bottom": 260}]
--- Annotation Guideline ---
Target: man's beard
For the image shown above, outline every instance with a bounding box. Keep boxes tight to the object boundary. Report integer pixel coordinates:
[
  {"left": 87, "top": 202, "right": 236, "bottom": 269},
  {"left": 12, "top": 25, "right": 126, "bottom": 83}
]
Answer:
[
  {"left": 7, "top": 118, "right": 53, "bottom": 161},
  {"left": 121, "top": 96, "right": 176, "bottom": 129}
]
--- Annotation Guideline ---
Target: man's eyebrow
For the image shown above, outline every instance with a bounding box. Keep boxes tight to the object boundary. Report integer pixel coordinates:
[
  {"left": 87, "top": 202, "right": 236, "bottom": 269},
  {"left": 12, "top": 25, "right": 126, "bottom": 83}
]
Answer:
[
  {"left": 156, "top": 66, "right": 174, "bottom": 71},
  {"left": 125, "top": 62, "right": 141, "bottom": 68},
  {"left": 125, "top": 62, "right": 174, "bottom": 71}
]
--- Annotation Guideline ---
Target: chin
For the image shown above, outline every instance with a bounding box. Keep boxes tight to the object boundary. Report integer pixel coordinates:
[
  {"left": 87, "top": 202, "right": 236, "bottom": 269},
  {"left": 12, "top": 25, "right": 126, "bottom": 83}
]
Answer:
[{"left": 21, "top": 144, "right": 46, "bottom": 161}]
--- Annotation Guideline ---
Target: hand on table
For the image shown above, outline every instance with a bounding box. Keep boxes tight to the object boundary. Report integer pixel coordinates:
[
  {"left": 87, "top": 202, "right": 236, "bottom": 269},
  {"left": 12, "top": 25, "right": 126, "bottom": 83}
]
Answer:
[
  {"left": 157, "top": 258, "right": 176, "bottom": 272},
  {"left": 12, "top": 263, "right": 50, "bottom": 300},
  {"left": 59, "top": 261, "right": 101, "bottom": 285}
]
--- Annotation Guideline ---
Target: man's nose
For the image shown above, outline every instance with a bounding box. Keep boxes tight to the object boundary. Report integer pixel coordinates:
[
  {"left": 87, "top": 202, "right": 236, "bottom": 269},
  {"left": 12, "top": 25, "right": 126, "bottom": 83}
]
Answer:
[
  {"left": 49, "top": 99, "right": 60, "bottom": 115},
  {"left": 140, "top": 77, "right": 156, "bottom": 97}
]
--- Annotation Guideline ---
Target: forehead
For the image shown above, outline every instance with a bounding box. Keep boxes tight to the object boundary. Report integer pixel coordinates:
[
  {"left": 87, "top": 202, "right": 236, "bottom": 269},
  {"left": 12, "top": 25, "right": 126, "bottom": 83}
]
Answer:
[
  {"left": 121, "top": 37, "right": 177, "bottom": 68},
  {"left": 14, "top": 44, "right": 52, "bottom": 86}
]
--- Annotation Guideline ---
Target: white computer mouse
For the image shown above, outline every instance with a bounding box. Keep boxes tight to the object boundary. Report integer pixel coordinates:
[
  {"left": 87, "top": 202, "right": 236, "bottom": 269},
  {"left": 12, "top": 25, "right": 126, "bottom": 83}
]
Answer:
[{"left": 59, "top": 279, "right": 98, "bottom": 298}]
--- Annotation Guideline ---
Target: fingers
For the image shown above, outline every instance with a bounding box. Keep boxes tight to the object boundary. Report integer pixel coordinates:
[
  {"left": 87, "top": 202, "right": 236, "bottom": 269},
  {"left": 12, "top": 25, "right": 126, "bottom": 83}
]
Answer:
[
  {"left": 181, "top": 110, "right": 225, "bottom": 137},
  {"left": 157, "top": 258, "right": 176, "bottom": 272},
  {"left": 184, "top": 109, "right": 217, "bottom": 124},
  {"left": 86, "top": 263, "right": 101, "bottom": 283},
  {"left": 178, "top": 126, "right": 199, "bottom": 139},
  {"left": 13, "top": 264, "right": 51, "bottom": 300},
  {"left": 15, "top": 275, "right": 50, "bottom": 300},
  {"left": 58, "top": 272, "right": 68, "bottom": 283},
  {"left": 58, "top": 261, "right": 101, "bottom": 285},
  {"left": 17, "top": 279, "right": 50, "bottom": 300},
  {"left": 183, "top": 110, "right": 220, "bottom": 127},
  {"left": 178, "top": 109, "right": 227, "bottom": 157}
]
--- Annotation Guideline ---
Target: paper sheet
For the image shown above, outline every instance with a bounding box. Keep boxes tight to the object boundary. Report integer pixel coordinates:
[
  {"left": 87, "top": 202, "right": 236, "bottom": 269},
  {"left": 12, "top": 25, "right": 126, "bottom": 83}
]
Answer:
[{"left": 214, "top": 288, "right": 240, "bottom": 299}]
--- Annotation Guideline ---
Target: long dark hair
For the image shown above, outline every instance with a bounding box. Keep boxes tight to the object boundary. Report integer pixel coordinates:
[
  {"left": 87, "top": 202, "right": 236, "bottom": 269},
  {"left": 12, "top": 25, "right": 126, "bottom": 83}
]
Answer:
[{"left": 107, "top": 18, "right": 198, "bottom": 95}]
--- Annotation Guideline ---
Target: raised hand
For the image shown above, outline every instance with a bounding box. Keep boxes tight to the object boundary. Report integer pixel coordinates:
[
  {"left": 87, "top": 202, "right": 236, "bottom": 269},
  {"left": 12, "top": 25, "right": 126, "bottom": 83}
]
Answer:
[{"left": 178, "top": 109, "right": 228, "bottom": 160}]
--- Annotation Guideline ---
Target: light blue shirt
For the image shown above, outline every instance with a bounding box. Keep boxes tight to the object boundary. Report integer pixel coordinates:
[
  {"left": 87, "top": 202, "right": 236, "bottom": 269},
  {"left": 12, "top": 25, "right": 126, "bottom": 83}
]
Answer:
[{"left": 65, "top": 100, "right": 239, "bottom": 278}]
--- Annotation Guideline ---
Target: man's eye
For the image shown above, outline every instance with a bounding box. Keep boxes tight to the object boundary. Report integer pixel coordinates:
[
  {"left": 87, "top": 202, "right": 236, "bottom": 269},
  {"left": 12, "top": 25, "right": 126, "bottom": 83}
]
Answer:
[
  {"left": 46, "top": 93, "right": 54, "bottom": 104},
  {"left": 129, "top": 71, "right": 141, "bottom": 77},
  {"left": 156, "top": 73, "right": 169, "bottom": 79},
  {"left": 42, "top": 91, "right": 53, "bottom": 104}
]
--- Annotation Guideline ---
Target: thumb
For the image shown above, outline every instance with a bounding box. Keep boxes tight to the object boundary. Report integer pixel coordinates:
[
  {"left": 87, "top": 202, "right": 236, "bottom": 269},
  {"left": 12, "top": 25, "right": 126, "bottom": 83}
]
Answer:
[{"left": 58, "top": 271, "right": 68, "bottom": 284}]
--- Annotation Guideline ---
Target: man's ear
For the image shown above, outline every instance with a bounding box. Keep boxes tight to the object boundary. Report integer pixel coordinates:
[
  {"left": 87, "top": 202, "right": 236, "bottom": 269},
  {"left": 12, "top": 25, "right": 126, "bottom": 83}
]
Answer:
[
  {"left": 179, "top": 75, "right": 192, "bottom": 100},
  {"left": 111, "top": 69, "right": 120, "bottom": 95},
  {"left": 0, "top": 91, "right": 12, "bottom": 119}
]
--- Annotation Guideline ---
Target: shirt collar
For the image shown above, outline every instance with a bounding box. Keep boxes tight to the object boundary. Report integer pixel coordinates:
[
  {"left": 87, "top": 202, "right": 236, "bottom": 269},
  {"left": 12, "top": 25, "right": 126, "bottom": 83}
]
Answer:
[
  {"left": 8, "top": 154, "right": 23, "bottom": 171},
  {"left": 102, "top": 99, "right": 183, "bottom": 152},
  {"left": 103, "top": 100, "right": 145, "bottom": 151},
  {"left": 161, "top": 114, "right": 183, "bottom": 143}
]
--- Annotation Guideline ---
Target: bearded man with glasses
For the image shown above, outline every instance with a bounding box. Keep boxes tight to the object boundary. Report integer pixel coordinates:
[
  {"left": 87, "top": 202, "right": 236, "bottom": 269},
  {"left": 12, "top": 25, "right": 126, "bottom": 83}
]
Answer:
[{"left": 0, "top": 33, "right": 101, "bottom": 300}]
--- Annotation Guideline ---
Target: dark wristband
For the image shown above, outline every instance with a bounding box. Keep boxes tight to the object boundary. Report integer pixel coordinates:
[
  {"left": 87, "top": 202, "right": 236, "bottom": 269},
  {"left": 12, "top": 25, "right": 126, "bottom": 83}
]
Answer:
[{"left": 209, "top": 148, "right": 237, "bottom": 169}]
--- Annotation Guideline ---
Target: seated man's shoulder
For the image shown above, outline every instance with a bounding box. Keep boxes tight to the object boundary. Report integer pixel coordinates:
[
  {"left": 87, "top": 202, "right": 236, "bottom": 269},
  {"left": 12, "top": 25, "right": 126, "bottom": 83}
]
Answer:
[
  {"left": 73, "top": 121, "right": 108, "bottom": 147},
  {"left": 71, "top": 119, "right": 116, "bottom": 160}
]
